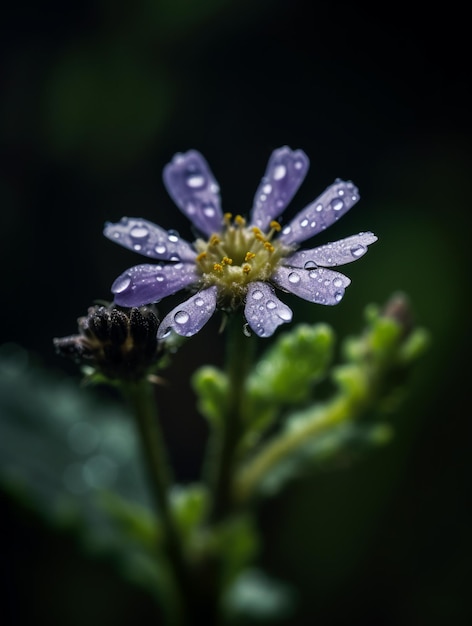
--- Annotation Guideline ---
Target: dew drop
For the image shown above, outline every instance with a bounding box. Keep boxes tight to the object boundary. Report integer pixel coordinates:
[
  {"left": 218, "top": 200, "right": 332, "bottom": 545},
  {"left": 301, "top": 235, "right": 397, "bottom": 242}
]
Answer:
[
  {"left": 333, "top": 277, "right": 343, "bottom": 288},
  {"left": 112, "top": 232, "right": 120, "bottom": 239},
  {"left": 352, "top": 195, "right": 357, "bottom": 201},
  {"left": 187, "top": 174, "right": 205, "bottom": 188},
  {"left": 330, "top": 199, "right": 344, "bottom": 211},
  {"left": 350, "top": 244, "right": 366, "bottom": 257},
  {"left": 243, "top": 323, "right": 252, "bottom": 337},
  {"left": 168, "top": 230, "right": 179, "bottom": 243},
  {"left": 203, "top": 205, "right": 216, "bottom": 218},
  {"left": 259, "top": 194, "right": 267, "bottom": 202},
  {"left": 130, "top": 225, "right": 149, "bottom": 239},
  {"left": 323, "top": 279, "right": 331, "bottom": 286},
  {"left": 174, "top": 310, "right": 190, "bottom": 325},
  {"left": 282, "top": 225, "right": 291, "bottom": 235},
  {"left": 288, "top": 272, "right": 301, "bottom": 284},
  {"left": 309, "top": 270, "right": 318, "bottom": 279},
  {"left": 334, "top": 291, "right": 343, "bottom": 302},
  {"left": 273, "top": 164, "right": 287, "bottom": 180},
  {"left": 252, "top": 289, "right": 263, "bottom": 300},
  {"left": 315, "top": 203, "right": 323, "bottom": 212},
  {"left": 133, "top": 244, "right": 142, "bottom": 251},
  {"left": 338, "top": 189, "right": 345, "bottom": 196},
  {"left": 294, "top": 160, "right": 303, "bottom": 170},
  {"left": 155, "top": 244, "right": 167, "bottom": 255},
  {"left": 304, "top": 260, "right": 317, "bottom": 270},
  {"left": 310, "top": 220, "right": 317, "bottom": 228},
  {"left": 113, "top": 276, "right": 131, "bottom": 293},
  {"left": 266, "top": 300, "right": 277, "bottom": 310},
  {"left": 263, "top": 183, "right": 272, "bottom": 194},
  {"left": 278, "top": 308, "right": 292, "bottom": 321},
  {"left": 300, "top": 218, "right": 309, "bottom": 228},
  {"left": 156, "top": 275, "right": 164, "bottom": 282},
  {"left": 195, "top": 297, "right": 204, "bottom": 307},
  {"left": 169, "top": 255, "right": 181, "bottom": 262}
]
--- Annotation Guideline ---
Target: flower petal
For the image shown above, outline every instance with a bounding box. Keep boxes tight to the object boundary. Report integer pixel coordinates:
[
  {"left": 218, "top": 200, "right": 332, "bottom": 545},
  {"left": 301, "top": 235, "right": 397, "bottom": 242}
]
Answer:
[
  {"left": 278, "top": 179, "right": 360, "bottom": 245},
  {"left": 244, "top": 281, "right": 293, "bottom": 338},
  {"left": 163, "top": 150, "right": 223, "bottom": 236},
  {"left": 157, "top": 286, "right": 218, "bottom": 338},
  {"left": 272, "top": 266, "right": 351, "bottom": 305},
  {"left": 284, "top": 232, "right": 378, "bottom": 268},
  {"left": 251, "top": 147, "right": 310, "bottom": 230},
  {"left": 112, "top": 263, "right": 200, "bottom": 307},
  {"left": 104, "top": 217, "right": 197, "bottom": 262}
]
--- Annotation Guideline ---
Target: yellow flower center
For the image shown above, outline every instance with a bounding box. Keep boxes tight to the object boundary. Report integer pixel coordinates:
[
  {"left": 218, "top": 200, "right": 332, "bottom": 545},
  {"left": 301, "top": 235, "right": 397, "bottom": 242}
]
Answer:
[{"left": 194, "top": 215, "right": 291, "bottom": 309}]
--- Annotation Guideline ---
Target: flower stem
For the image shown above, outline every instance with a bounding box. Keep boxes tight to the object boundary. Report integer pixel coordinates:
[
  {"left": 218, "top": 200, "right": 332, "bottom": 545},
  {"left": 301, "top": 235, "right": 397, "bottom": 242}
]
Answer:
[
  {"left": 234, "top": 394, "right": 361, "bottom": 505},
  {"left": 122, "top": 379, "right": 189, "bottom": 625},
  {"left": 209, "top": 316, "right": 255, "bottom": 522}
]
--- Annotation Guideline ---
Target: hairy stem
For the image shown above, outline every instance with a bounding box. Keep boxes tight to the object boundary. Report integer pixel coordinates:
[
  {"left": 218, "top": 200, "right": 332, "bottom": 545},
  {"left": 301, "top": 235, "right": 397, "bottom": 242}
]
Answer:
[
  {"left": 234, "top": 393, "right": 363, "bottom": 505},
  {"left": 122, "top": 380, "right": 189, "bottom": 625},
  {"left": 209, "top": 317, "right": 255, "bottom": 522}
]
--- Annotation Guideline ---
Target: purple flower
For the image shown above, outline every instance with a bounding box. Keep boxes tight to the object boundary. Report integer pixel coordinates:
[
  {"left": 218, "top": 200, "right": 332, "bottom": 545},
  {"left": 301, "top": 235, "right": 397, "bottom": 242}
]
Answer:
[{"left": 104, "top": 147, "right": 377, "bottom": 338}]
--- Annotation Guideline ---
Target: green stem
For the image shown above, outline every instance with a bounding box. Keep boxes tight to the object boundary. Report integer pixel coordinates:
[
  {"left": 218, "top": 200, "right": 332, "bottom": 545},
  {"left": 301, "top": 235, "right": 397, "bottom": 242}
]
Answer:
[
  {"left": 122, "top": 379, "right": 189, "bottom": 625},
  {"left": 209, "top": 316, "right": 255, "bottom": 522},
  {"left": 234, "top": 393, "right": 362, "bottom": 505}
]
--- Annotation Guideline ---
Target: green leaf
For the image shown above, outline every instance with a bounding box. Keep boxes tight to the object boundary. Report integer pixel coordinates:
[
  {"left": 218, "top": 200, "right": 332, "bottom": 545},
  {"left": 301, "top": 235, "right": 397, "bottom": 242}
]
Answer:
[
  {"left": 192, "top": 365, "right": 228, "bottom": 427},
  {"left": 0, "top": 344, "right": 167, "bottom": 594}
]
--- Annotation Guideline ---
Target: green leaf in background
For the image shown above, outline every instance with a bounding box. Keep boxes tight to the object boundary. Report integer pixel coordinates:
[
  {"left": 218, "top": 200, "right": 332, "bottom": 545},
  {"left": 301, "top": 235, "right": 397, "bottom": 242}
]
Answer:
[{"left": 0, "top": 343, "right": 167, "bottom": 597}]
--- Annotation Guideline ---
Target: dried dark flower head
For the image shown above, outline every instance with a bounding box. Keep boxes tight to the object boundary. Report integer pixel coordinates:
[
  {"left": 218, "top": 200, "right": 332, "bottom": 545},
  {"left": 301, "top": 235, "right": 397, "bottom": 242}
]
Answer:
[{"left": 54, "top": 304, "right": 160, "bottom": 381}]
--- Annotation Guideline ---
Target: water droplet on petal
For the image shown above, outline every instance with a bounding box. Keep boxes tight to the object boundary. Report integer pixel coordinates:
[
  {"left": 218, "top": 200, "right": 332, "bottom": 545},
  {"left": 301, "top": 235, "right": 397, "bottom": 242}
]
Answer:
[
  {"left": 282, "top": 226, "right": 291, "bottom": 235},
  {"left": 278, "top": 308, "right": 292, "bottom": 321},
  {"left": 310, "top": 220, "right": 317, "bottom": 228},
  {"left": 338, "top": 189, "right": 345, "bottom": 196},
  {"left": 304, "top": 260, "right": 317, "bottom": 270},
  {"left": 252, "top": 289, "right": 263, "bottom": 300},
  {"left": 133, "top": 244, "right": 142, "bottom": 251},
  {"left": 168, "top": 230, "right": 179, "bottom": 243},
  {"left": 203, "top": 205, "right": 216, "bottom": 218},
  {"left": 294, "top": 160, "right": 303, "bottom": 170},
  {"left": 259, "top": 194, "right": 267, "bottom": 202},
  {"left": 243, "top": 323, "right": 252, "bottom": 337},
  {"left": 330, "top": 199, "right": 344, "bottom": 211},
  {"left": 334, "top": 291, "right": 343, "bottom": 302},
  {"left": 316, "top": 203, "right": 324, "bottom": 212},
  {"left": 350, "top": 244, "right": 366, "bottom": 257},
  {"left": 309, "top": 270, "right": 318, "bottom": 279},
  {"left": 187, "top": 174, "right": 205, "bottom": 188},
  {"left": 273, "top": 164, "right": 287, "bottom": 180},
  {"left": 195, "top": 297, "right": 204, "bottom": 307},
  {"left": 113, "top": 276, "right": 131, "bottom": 293},
  {"left": 169, "top": 255, "right": 181, "bottom": 262},
  {"left": 288, "top": 272, "right": 301, "bottom": 284},
  {"left": 174, "top": 310, "right": 190, "bottom": 325},
  {"left": 130, "top": 225, "right": 149, "bottom": 239},
  {"left": 155, "top": 244, "right": 167, "bottom": 255},
  {"left": 156, "top": 275, "right": 164, "bottom": 282},
  {"left": 300, "top": 218, "right": 309, "bottom": 228},
  {"left": 333, "top": 277, "right": 343, "bottom": 288},
  {"left": 323, "top": 279, "right": 331, "bottom": 286},
  {"left": 112, "top": 232, "right": 120, "bottom": 239},
  {"left": 263, "top": 183, "right": 272, "bottom": 194},
  {"left": 266, "top": 300, "right": 277, "bottom": 310}
]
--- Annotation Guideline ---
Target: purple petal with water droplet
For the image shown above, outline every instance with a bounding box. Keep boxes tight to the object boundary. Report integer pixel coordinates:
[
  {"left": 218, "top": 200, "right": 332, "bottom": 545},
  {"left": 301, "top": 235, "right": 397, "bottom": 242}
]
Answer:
[
  {"left": 284, "top": 232, "right": 378, "bottom": 268},
  {"left": 251, "top": 147, "right": 310, "bottom": 231},
  {"left": 278, "top": 179, "right": 360, "bottom": 245},
  {"left": 157, "top": 286, "right": 218, "bottom": 338},
  {"left": 112, "top": 263, "right": 200, "bottom": 307},
  {"left": 163, "top": 150, "right": 224, "bottom": 237},
  {"left": 244, "top": 281, "right": 293, "bottom": 338},
  {"left": 272, "top": 266, "right": 351, "bottom": 305},
  {"left": 104, "top": 218, "right": 196, "bottom": 262}
]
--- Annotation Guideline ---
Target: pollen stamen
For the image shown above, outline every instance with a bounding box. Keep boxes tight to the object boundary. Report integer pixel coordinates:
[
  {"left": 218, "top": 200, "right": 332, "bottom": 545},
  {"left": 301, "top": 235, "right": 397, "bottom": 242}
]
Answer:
[{"left": 242, "top": 264, "right": 251, "bottom": 274}]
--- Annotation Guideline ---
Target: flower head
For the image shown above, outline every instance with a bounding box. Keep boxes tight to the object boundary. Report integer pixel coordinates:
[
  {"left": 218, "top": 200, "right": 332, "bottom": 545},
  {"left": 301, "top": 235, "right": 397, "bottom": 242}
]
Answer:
[{"left": 105, "top": 147, "right": 377, "bottom": 338}]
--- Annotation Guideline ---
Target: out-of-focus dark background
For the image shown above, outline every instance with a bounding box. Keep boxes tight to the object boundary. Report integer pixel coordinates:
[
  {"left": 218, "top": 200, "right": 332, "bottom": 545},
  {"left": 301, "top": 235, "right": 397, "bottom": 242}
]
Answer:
[{"left": 1, "top": 1, "right": 470, "bottom": 624}]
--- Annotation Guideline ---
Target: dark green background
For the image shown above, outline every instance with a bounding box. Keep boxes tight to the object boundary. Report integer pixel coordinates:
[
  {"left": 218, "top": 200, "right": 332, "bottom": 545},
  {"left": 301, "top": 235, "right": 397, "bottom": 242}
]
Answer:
[{"left": 1, "top": 1, "right": 470, "bottom": 624}]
